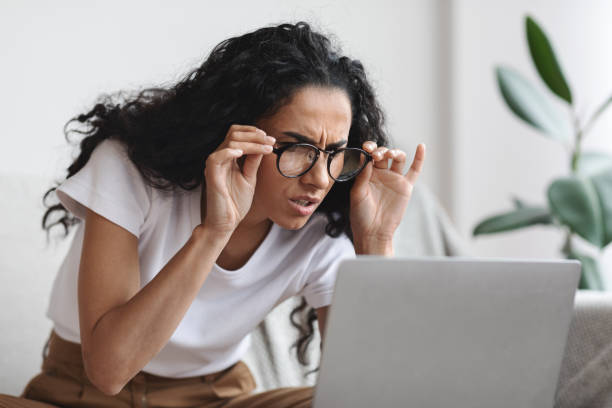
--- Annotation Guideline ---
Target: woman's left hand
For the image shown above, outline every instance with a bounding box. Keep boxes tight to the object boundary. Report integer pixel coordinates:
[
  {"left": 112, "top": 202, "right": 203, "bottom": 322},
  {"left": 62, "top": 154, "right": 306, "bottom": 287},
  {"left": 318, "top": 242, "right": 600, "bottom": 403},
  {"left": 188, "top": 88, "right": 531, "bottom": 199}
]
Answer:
[{"left": 349, "top": 142, "right": 426, "bottom": 255}]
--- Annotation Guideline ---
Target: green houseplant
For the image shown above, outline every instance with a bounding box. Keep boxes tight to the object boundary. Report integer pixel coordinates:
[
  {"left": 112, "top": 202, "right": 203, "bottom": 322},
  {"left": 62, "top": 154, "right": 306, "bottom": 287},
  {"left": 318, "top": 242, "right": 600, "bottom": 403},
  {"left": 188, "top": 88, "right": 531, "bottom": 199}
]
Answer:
[{"left": 473, "top": 15, "right": 612, "bottom": 290}]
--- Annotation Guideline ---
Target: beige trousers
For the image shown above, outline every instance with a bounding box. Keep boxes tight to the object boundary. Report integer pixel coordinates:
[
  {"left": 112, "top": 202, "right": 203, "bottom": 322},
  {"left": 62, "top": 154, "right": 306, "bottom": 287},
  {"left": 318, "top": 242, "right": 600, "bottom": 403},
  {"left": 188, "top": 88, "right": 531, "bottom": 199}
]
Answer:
[{"left": 0, "top": 331, "right": 312, "bottom": 408}]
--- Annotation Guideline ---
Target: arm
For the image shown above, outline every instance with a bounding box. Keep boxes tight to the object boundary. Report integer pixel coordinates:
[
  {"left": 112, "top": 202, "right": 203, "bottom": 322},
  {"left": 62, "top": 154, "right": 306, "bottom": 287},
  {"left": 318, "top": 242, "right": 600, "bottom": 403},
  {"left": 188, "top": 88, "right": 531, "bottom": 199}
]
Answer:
[
  {"left": 79, "top": 208, "right": 231, "bottom": 396},
  {"left": 317, "top": 145, "right": 424, "bottom": 353},
  {"left": 354, "top": 241, "right": 394, "bottom": 256},
  {"left": 80, "top": 125, "right": 273, "bottom": 395},
  {"left": 350, "top": 143, "right": 426, "bottom": 256}
]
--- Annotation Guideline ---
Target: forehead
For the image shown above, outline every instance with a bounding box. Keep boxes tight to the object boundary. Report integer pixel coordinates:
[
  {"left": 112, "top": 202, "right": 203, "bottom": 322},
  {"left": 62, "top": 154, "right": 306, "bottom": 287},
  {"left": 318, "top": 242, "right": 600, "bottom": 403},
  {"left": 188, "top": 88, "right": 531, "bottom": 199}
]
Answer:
[{"left": 259, "top": 86, "right": 352, "bottom": 144}]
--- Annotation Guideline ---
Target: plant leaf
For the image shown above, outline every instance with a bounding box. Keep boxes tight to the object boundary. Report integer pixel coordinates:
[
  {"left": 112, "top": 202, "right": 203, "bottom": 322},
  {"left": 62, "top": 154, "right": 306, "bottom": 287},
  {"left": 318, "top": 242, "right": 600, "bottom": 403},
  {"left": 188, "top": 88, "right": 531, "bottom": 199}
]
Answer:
[
  {"left": 567, "top": 251, "right": 605, "bottom": 290},
  {"left": 590, "top": 169, "right": 612, "bottom": 246},
  {"left": 496, "top": 66, "right": 572, "bottom": 143},
  {"left": 547, "top": 177, "right": 604, "bottom": 247},
  {"left": 473, "top": 206, "right": 553, "bottom": 236},
  {"left": 577, "top": 151, "right": 612, "bottom": 177},
  {"left": 526, "top": 15, "right": 573, "bottom": 104}
]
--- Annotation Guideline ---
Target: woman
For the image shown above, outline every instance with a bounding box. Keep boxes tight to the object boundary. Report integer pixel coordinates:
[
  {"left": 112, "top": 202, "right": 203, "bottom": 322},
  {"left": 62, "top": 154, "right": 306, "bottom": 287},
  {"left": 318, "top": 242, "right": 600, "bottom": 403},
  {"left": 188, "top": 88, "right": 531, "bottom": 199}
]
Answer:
[{"left": 0, "top": 22, "right": 425, "bottom": 407}]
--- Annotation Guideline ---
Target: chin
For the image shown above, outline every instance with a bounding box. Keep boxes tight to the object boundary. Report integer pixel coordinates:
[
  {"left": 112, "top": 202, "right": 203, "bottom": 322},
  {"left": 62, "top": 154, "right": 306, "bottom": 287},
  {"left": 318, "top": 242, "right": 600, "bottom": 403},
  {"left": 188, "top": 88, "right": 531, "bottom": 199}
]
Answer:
[{"left": 272, "top": 214, "right": 312, "bottom": 230}]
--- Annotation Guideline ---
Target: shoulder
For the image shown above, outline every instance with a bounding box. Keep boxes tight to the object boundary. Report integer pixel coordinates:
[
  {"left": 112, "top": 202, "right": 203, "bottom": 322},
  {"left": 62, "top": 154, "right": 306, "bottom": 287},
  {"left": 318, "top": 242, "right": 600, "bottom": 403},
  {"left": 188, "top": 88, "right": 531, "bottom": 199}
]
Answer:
[
  {"left": 91, "top": 138, "right": 132, "bottom": 166},
  {"left": 73, "top": 138, "right": 133, "bottom": 179},
  {"left": 55, "top": 138, "right": 154, "bottom": 236},
  {"left": 88, "top": 138, "right": 151, "bottom": 192}
]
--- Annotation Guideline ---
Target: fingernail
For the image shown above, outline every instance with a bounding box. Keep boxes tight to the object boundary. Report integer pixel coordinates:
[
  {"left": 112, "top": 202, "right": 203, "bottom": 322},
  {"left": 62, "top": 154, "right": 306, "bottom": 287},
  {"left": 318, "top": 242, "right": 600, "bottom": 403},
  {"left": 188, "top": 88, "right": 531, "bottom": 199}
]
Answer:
[
  {"left": 263, "top": 145, "right": 273, "bottom": 152},
  {"left": 265, "top": 136, "right": 276, "bottom": 144}
]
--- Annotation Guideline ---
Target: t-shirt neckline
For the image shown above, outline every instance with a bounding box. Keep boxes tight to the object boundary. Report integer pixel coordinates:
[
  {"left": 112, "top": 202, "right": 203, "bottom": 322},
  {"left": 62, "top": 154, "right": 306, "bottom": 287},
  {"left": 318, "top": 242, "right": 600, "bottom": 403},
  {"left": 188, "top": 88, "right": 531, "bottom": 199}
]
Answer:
[{"left": 190, "top": 184, "right": 280, "bottom": 278}]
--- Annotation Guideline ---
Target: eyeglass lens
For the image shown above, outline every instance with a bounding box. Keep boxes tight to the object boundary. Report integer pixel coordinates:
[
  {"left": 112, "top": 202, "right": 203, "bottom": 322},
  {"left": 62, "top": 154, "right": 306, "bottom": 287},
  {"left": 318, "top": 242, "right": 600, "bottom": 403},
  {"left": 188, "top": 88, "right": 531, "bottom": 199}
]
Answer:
[{"left": 277, "top": 145, "right": 368, "bottom": 181}]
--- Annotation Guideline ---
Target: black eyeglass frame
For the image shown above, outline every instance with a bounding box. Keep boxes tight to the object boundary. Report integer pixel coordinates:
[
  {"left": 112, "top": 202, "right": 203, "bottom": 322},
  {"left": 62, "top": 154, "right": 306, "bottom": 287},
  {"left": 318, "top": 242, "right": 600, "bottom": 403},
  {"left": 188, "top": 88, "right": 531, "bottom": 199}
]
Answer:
[{"left": 272, "top": 142, "right": 373, "bottom": 182}]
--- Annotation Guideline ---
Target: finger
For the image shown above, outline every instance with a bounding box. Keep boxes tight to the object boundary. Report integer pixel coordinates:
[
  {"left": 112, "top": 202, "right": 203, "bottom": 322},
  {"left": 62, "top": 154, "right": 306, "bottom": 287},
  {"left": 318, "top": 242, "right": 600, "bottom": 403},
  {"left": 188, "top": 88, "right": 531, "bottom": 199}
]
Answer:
[
  {"left": 207, "top": 148, "right": 244, "bottom": 167},
  {"left": 228, "top": 124, "right": 266, "bottom": 135},
  {"left": 405, "top": 144, "right": 426, "bottom": 185},
  {"left": 229, "top": 130, "right": 275, "bottom": 145},
  {"left": 362, "top": 141, "right": 377, "bottom": 153},
  {"left": 242, "top": 153, "right": 264, "bottom": 181},
  {"left": 389, "top": 149, "right": 407, "bottom": 174},
  {"left": 372, "top": 147, "right": 389, "bottom": 169},
  {"left": 352, "top": 160, "right": 373, "bottom": 194},
  {"left": 227, "top": 141, "right": 274, "bottom": 155}
]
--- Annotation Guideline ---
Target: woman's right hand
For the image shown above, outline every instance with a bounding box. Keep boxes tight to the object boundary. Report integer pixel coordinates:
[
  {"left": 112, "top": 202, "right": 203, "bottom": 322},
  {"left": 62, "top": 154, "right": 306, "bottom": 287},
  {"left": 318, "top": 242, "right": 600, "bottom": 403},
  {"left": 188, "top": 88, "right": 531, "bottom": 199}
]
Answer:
[{"left": 202, "top": 124, "right": 276, "bottom": 234}]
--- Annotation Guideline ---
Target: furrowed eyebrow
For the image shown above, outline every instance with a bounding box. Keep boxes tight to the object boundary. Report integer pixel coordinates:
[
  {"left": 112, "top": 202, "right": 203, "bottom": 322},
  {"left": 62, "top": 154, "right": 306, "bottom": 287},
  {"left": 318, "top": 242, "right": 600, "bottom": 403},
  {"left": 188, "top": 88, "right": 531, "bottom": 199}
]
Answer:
[{"left": 282, "top": 131, "right": 348, "bottom": 150}]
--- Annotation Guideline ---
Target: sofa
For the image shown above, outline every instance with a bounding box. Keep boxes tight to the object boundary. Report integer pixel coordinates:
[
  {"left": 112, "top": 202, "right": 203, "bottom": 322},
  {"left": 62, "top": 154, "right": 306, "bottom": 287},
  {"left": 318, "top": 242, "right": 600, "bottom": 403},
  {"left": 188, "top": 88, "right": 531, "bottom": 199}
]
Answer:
[{"left": 1, "top": 173, "right": 611, "bottom": 408}]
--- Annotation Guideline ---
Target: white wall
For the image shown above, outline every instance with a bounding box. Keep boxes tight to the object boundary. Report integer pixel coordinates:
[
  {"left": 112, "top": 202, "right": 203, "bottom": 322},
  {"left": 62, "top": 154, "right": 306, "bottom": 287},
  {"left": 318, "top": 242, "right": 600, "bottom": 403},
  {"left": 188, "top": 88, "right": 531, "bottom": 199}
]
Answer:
[
  {"left": 0, "top": 0, "right": 440, "bottom": 190},
  {"left": 450, "top": 0, "right": 612, "bottom": 286}
]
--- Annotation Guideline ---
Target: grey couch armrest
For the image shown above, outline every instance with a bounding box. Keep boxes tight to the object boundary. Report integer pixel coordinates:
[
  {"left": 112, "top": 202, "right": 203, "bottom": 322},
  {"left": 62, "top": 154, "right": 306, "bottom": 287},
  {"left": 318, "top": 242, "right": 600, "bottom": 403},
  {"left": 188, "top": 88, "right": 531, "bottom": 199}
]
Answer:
[{"left": 555, "top": 291, "right": 612, "bottom": 408}]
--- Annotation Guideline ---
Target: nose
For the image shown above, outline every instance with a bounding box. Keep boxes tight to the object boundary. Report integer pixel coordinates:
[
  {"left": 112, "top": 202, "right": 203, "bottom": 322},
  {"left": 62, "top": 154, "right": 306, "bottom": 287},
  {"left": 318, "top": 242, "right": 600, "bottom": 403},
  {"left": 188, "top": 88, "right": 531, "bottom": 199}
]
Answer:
[{"left": 301, "top": 152, "right": 331, "bottom": 189}]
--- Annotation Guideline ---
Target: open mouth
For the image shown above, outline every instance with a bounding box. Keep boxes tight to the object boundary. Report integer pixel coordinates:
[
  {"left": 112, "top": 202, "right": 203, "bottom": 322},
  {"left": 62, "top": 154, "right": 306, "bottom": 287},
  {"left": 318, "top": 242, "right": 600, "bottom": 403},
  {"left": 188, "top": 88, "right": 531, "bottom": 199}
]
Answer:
[
  {"left": 290, "top": 199, "right": 314, "bottom": 207},
  {"left": 288, "top": 198, "right": 318, "bottom": 216}
]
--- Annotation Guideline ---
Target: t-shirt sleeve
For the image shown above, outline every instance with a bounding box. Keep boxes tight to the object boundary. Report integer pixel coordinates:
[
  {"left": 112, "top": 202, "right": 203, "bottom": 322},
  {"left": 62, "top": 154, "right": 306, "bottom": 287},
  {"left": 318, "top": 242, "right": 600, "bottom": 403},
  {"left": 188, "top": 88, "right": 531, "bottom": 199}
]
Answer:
[
  {"left": 55, "top": 139, "right": 151, "bottom": 238},
  {"left": 300, "top": 233, "right": 356, "bottom": 309}
]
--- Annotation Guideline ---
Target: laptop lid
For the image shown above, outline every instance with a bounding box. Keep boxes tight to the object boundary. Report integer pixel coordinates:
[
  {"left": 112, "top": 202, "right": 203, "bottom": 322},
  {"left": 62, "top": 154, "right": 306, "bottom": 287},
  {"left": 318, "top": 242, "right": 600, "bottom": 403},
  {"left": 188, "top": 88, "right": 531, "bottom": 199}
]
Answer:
[{"left": 313, "top": 257, "right": 580, "bottom": 408}]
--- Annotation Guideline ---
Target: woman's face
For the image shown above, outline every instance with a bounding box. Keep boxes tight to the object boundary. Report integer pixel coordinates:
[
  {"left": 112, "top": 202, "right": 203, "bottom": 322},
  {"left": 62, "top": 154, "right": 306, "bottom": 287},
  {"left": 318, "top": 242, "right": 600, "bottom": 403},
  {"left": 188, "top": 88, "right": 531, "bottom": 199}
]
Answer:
[{"left": 251, "top": 86, "right": 353, "bottom": 230}]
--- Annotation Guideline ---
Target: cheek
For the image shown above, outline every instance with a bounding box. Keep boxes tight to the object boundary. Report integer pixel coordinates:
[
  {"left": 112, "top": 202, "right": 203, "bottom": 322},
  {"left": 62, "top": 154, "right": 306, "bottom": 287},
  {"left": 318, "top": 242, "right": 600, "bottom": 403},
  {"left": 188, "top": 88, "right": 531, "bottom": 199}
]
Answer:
[{"left": 256, "top": 154, "right": 287, "bottom": 195}]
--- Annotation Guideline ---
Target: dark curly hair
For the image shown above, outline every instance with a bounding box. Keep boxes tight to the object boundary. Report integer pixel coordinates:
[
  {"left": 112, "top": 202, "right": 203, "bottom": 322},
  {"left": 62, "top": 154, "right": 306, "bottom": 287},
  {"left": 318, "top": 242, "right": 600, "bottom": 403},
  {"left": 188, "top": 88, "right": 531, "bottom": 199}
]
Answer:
[{"left": 41, "top": 21, "right": 388, "bottom": 372}]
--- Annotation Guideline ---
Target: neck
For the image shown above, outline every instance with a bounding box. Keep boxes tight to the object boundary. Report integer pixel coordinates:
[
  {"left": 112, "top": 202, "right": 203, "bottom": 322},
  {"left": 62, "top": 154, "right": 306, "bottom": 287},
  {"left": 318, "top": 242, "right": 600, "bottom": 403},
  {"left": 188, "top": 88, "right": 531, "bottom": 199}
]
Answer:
[
  {"left": 200, "top": 185, "right": 273, "bottom": 270},
  {"left": 216, "top": 213, "right": 273, "bottom": 271}
]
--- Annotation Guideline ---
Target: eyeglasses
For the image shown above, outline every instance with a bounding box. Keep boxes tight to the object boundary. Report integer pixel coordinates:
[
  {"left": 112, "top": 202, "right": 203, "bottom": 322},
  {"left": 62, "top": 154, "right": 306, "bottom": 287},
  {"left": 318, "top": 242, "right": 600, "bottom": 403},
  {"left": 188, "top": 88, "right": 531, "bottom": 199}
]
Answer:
[{"left": 272, "top": 143, "right": 372, "bottom": 182}]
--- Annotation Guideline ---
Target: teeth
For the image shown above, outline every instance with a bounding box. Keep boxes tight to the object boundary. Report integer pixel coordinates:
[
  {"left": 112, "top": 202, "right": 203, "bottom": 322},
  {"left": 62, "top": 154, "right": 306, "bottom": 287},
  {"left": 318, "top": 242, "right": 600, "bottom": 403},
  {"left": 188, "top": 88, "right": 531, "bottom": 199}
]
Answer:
[{"left": 293, "top": 199, "right": 311, "bottom": 206}]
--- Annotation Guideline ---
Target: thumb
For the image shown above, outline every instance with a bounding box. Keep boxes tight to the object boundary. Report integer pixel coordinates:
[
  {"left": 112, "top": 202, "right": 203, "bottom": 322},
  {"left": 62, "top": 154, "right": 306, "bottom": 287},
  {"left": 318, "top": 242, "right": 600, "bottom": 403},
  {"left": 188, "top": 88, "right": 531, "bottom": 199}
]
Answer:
[
  {"left": 242, "top": 153, "right": 264, "bottom": 182},
  {"left": 351, "top": 161, "right": 373, "bottom": 196}
]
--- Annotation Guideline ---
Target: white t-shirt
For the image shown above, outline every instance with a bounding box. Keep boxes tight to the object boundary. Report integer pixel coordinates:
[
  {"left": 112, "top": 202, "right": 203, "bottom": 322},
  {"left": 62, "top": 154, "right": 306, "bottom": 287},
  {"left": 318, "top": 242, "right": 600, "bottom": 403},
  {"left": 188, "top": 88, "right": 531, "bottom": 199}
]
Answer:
[{"left": 48, "top": 138, "right": 356, "bottom": 378}]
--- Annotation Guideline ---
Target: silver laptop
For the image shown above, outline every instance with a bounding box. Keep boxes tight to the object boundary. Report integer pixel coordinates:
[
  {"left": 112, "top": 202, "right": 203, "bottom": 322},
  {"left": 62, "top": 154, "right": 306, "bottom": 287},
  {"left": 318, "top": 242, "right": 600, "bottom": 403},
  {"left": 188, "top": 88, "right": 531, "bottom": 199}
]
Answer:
[{"left": 313, "top": 257, "right": 580, "bottom": 408}]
